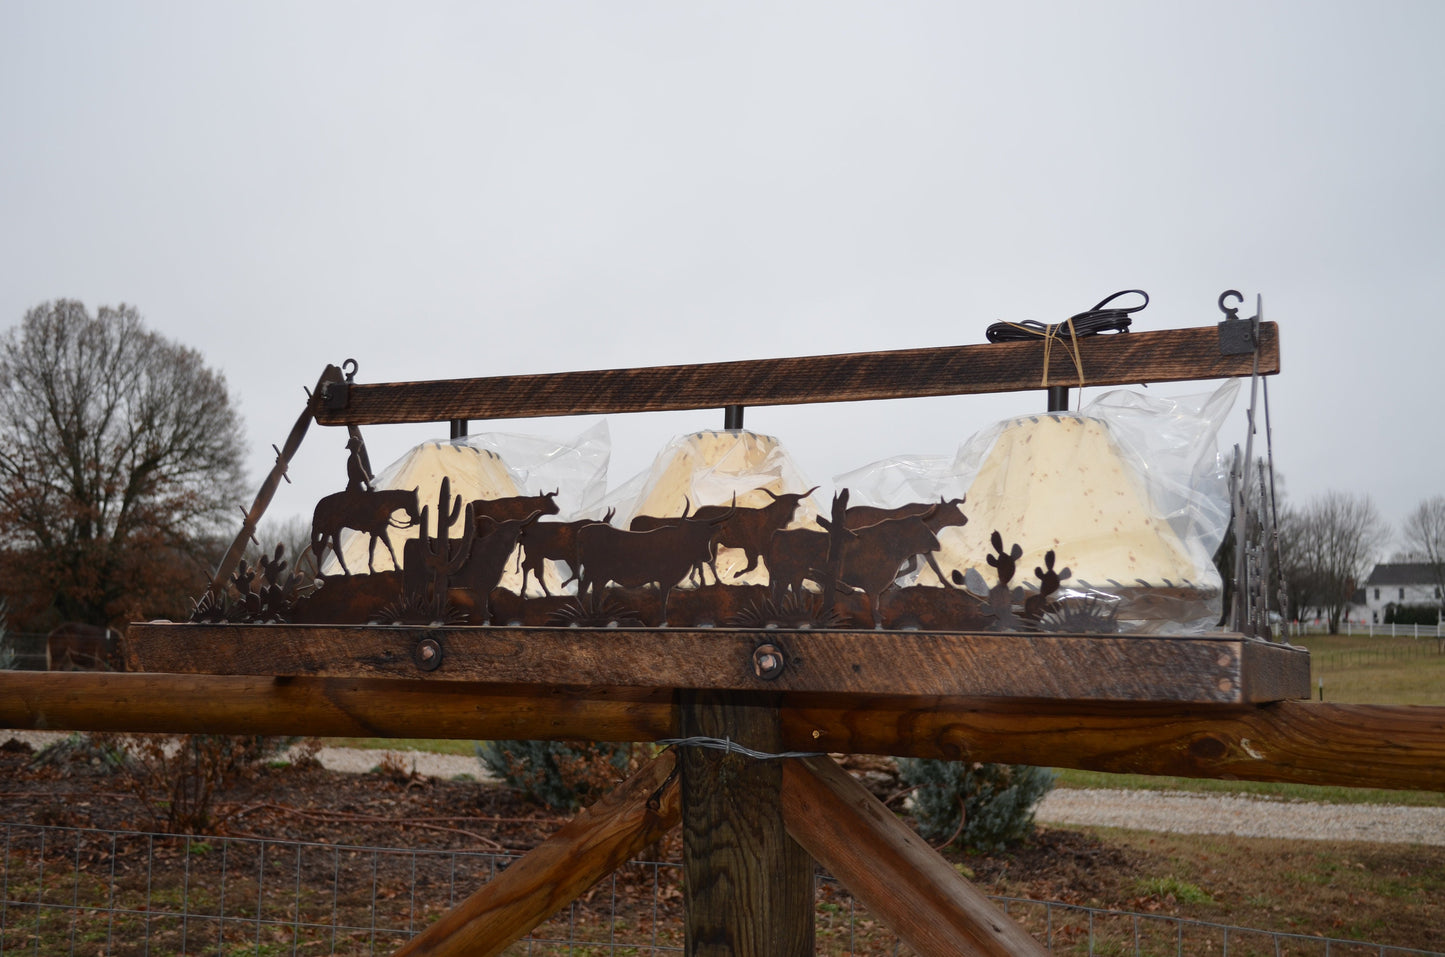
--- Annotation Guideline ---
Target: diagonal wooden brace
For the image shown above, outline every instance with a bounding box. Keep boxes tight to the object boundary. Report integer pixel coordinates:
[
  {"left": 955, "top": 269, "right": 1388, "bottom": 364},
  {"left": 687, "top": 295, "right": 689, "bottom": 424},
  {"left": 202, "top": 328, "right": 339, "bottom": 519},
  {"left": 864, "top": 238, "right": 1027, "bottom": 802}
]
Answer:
[
  {"left": 393, "top": 749, "right": 681, "bottom": 957},
  {"left": 781, "top": 755, "right": 1048, "bottom": 957},
  {"left": 206, "top": 364, "right": 345, "bottom": 601}
]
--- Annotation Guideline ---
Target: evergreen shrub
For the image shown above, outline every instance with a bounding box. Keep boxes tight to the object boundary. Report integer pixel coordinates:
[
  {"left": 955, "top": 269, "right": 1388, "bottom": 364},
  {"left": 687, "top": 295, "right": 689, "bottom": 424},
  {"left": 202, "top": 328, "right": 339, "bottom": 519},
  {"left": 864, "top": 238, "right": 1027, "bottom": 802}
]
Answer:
[
  {"left": 478, "top": 740, "right": 634, "bottom": 812},
  {"left": 898, "top": 759, "right": 1055, "bottom": 852},
  {"left": 1385, "top": 604, "right": 1440, "bottom": 626}
]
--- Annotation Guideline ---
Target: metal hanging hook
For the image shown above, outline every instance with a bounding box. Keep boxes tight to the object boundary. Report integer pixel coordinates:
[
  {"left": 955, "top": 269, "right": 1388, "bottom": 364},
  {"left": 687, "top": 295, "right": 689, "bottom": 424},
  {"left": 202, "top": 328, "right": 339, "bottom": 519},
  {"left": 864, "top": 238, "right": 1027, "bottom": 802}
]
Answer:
[{"left": 1218, "top": 290, "right": 1243, "bottom": 322}]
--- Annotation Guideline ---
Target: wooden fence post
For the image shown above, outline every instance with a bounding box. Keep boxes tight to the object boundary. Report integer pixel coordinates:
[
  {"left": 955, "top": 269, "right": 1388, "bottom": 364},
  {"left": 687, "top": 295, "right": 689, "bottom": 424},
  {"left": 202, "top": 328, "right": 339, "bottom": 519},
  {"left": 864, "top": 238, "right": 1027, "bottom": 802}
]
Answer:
[{"left": 679, "top": 690, "right": 813, "bottom": 956}]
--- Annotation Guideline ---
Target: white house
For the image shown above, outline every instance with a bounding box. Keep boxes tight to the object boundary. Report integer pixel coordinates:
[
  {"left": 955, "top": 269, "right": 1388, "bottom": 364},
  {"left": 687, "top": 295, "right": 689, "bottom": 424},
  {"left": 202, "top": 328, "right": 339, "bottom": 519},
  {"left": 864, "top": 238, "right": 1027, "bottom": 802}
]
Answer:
[{"left": 1361, "top": 563, "right": 1444, "bottom": 624}]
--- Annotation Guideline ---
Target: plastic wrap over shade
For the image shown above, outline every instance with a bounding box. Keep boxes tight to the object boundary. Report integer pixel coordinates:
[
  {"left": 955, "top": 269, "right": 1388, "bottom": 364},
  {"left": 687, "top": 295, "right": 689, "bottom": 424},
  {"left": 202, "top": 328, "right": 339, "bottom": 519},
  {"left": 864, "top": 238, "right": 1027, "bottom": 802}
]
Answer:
[{"left": 936, "top": 413, "right": 1221, "bottom": 632}]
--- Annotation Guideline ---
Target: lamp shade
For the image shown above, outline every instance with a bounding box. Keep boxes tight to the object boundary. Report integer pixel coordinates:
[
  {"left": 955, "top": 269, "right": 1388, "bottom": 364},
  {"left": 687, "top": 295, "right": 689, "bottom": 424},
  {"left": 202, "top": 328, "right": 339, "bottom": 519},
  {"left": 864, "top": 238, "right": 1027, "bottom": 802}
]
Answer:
[{"left": 935, "top": 413, "right": 1215, "bottom": 627}]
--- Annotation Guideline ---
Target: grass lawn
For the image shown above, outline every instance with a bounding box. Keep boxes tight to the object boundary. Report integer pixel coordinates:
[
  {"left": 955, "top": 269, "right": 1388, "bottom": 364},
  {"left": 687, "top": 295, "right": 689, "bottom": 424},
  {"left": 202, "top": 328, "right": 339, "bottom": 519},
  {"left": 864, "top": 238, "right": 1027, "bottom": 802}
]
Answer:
[
  {"left": 1291, "top": 632, "right": 1445, "bottom": 705},
  {"left": 1052, "top": 767, "right": 1445, "bottom": 806}
]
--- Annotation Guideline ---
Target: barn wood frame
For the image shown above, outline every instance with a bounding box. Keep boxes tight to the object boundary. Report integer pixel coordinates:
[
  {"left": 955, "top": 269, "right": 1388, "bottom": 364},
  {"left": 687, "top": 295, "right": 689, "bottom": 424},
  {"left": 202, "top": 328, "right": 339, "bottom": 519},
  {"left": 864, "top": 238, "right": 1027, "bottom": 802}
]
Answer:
[{"left": 13, "top": 318, "right": 1437, "bottom": 956}]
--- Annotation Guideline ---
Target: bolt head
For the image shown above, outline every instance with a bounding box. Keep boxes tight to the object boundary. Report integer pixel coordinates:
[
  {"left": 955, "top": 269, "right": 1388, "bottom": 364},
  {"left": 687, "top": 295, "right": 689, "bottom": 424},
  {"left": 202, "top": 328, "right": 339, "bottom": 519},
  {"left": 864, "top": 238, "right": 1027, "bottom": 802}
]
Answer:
[
  {"left": 414, "top": 638, "right": 443, "bottom": 672},
  {"left": 752, "top": 643, "right": 785, "bottom": 680}
]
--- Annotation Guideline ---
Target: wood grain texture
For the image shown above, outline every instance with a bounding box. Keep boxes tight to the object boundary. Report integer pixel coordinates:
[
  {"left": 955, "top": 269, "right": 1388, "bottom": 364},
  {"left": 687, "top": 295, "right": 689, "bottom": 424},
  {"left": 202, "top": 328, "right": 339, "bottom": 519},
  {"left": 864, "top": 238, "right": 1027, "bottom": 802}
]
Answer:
[
  {"left": 124, "top": 624, "right": 1310, "bottom": 704},
  {"left": 4, "top": 673, "right": 1443, "bottom": 792},
  {"left": 395, "top": 750, "right": 681, "bottom": 957},
  {"left": 0, "top": 672, "right": 673, "bottom": 742},
  {"left": 781, "top": 756, "right": 1047, "bottom": 957},
  {"left": 680, "top": 692, "right": 813, "bottom": 957},
  {"left": 781, "top": 696, "right": 1445, "bottom": 792},
  {"left": 314, "top": 323, "right": 1280, "bottom": 425}
]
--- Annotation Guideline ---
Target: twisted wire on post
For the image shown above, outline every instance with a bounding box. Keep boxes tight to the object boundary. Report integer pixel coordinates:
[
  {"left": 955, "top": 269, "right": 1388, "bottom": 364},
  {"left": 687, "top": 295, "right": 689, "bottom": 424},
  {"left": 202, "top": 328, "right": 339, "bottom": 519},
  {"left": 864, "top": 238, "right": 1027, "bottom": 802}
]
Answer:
[{"left": 657, "top": 736, "right": 825, "bottom": 761}]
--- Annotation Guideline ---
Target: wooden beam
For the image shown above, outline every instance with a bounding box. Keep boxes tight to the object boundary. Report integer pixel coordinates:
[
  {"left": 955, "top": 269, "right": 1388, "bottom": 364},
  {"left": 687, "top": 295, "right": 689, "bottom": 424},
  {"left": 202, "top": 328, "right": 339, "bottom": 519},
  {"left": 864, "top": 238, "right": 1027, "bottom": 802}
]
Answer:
[
  {"left": 125, "top": 624, "right": 1311, "bottom": 705},
  {"left": 0, "top": 672, "right": 673, "bottom": 742},
  {"left": 314, "top": 323, "right": 1280, "bottom": 426},
  {"left": 781, "top": 755, "right": 1047, "bottom": 957},
  {"left": 394, "top": 750, "right": 681, "bottom": 957},
  {"left": 5, "top": 673, "right": 1442, "bottom": 793},
  {"left": 680, "top": 691, "right": 813, "bottom": 956},
  {"left": 782, "top": 695, "right": 1445, "bottom": 792}
]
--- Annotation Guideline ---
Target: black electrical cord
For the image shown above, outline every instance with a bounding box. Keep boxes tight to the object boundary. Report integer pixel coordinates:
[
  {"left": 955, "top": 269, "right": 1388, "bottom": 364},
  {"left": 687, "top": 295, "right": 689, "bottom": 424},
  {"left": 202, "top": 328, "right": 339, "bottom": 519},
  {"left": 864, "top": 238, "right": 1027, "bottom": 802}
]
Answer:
[{"left": 985, "top": 289, "right": 1149, "bottom": 343}]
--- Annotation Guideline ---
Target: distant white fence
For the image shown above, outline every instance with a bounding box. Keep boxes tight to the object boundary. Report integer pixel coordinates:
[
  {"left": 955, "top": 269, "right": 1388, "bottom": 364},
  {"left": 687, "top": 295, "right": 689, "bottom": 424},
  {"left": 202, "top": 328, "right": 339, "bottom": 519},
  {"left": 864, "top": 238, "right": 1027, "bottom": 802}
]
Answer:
[{"left": 1284, "top": 621, "right": 1445, "bottom": 639}]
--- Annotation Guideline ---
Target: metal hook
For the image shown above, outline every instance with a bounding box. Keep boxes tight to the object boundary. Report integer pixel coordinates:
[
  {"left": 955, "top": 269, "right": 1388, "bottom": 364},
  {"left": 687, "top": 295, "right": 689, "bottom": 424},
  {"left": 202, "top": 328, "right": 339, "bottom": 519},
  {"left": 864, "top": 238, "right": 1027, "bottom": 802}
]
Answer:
[
  {"left": 1218, "top": 290, "right": 1243, "bottom": 322},
  {"left": 342, "top": 358, "right": 359, "bottom": 383}
]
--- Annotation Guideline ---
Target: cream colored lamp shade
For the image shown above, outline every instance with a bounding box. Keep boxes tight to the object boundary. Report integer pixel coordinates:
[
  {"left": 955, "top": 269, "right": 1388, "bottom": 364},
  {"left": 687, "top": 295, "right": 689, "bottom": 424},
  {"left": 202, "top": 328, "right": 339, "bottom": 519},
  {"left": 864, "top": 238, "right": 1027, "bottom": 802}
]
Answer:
[{"left": 936, "top": 414, "right": 1212, "bottom": 615}]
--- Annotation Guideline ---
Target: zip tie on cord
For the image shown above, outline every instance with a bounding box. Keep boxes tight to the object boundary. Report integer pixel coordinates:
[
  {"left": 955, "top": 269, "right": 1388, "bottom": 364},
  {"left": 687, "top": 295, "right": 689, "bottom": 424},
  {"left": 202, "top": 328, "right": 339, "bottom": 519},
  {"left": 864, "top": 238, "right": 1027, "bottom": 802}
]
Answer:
[{"left": 657, "top": 737, "right": 826, "bottom": 760}]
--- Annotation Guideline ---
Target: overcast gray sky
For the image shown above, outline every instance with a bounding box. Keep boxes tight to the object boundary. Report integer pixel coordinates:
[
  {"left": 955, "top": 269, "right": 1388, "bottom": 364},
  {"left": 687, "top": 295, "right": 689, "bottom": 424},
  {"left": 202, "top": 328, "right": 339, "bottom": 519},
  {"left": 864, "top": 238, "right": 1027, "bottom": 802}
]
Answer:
[{"left": 3, "top": 2, "right": 1441, "bottom": 552}]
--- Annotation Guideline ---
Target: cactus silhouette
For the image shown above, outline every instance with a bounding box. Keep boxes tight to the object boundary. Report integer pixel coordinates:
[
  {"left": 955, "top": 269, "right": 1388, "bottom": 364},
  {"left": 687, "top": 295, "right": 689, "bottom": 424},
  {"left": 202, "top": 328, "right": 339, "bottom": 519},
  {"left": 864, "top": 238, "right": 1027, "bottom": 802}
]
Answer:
[
  {"left": 257, "top": 543, "right": 305, "bottom": 620},
  {"left": 417, "top": 476, "right": 476, "bottom": 620},
  {"left": 1024, "top": 549, "right": 1072, "bottom": 622}
]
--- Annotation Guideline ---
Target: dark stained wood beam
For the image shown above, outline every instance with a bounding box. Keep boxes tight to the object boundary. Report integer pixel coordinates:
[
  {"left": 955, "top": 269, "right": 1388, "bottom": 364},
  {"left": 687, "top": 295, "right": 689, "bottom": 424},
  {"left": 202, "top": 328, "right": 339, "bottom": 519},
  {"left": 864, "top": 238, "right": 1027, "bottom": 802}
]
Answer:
[
  {"left": 5, "top": 674, "right": 1440, "bottom": 793},
  {"left": 314, "top": 323, "right": 1279, "bottom": 426},
  {"left": 125, "top": 624, "right": 1311, "bottom": 705},
  {"left": 781, "top": 755, "right": 1047, "bottom": 957},
  {"left": 0, "top": 672, "right": 673, "bottom": 742},
  {"left": 394, "top": 751, "right": 681, "bottom": 957},
  {"left": 783, "top": 695, "right": 1445, "bottom": 793}
]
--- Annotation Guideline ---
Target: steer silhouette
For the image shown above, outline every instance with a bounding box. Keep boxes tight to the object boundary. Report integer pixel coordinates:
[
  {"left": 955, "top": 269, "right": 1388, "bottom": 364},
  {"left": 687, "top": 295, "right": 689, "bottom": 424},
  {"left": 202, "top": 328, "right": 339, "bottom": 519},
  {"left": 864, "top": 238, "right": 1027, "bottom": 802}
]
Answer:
[
  {"left": 693, "top": 486, "right": 819, "bottom": 579},
  {"left": 844, "top": 495, "right": 967, "bottom": 587},
  {"left": 770, "top": 507, "right": 943, "bottom": 627},
  {"left": 579, "top": 505, "right": 735, "bottom": 622},
  {"left": 470, "top": 490, "right": 560, "bottom": 524},
  {"left": 516, "top": 508, "right": 615, "bottom": 597}
]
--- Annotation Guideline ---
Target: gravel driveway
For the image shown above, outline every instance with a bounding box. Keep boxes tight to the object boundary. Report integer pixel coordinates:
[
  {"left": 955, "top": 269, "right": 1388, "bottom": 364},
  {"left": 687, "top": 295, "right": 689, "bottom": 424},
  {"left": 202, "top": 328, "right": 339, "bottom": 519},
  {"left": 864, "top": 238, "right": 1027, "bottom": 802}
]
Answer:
[{"left": 1035, "top": 787, "right": 1445, "bottom": 846}]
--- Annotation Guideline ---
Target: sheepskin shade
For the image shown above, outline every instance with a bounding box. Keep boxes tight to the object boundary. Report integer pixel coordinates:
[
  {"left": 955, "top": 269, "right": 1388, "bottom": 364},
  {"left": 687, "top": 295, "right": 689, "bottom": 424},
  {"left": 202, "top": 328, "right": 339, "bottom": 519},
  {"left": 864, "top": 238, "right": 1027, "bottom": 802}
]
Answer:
[{"left": 936, "top": 414, "right": 1206, "bottom": 597}]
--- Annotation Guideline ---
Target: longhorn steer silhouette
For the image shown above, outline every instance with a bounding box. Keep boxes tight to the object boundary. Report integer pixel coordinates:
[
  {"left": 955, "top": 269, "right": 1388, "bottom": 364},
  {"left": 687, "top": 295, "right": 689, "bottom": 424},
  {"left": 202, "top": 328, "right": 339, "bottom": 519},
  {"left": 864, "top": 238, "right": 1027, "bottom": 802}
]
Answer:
[
  {"left": 629, "top": 499, "right": 717, "bottom": 586},
  {"left": 844, "top": 496, "right": 967, "bottom": 587},
  {"left": 579, "top": 505, "right": 735, "bottom": 621},
  {"left": 770, "top": 508, "right": 943, "bottom": 627},
  {"left": 470, "top": 490, "right": 560, "bottom": 524},
  {"left": 515, "top": 509, "right": 614, "bottom": 597},
  {"left": 693, "top": 486, "right": 819, "bottom": 579}
]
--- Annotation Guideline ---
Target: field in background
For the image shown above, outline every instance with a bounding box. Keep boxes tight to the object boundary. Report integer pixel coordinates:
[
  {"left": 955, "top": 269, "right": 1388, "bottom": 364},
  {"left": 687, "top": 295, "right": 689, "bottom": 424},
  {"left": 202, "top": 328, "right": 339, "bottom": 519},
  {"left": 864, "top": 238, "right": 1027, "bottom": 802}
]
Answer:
[{"left": 1292, "top": 633, "right": 1445, "bottom": 705}]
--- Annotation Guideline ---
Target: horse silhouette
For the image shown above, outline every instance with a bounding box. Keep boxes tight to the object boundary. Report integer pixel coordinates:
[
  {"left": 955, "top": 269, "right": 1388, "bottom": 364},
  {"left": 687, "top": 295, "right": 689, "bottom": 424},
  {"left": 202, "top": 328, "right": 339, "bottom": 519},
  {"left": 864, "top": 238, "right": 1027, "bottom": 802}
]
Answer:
[{"left": 311, "top": 487, "right": 422, "bottom": 575}]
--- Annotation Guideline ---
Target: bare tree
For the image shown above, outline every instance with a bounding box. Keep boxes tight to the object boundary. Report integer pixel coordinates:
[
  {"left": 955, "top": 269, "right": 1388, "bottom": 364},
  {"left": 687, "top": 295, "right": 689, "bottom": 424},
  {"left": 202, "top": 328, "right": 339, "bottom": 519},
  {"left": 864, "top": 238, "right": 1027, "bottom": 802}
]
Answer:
[
  {"left": 0, "top": 301, "right": 247, "bottom": 628},
  {"left": 1289, "top": 491, "right": 1390, "bottom": 633},
  {"left": 1400, "top": 495, "right": 1445, "bottom": 613},
  {"left": 1274, "top": 503, "right": 1314, "bottom": 624}
]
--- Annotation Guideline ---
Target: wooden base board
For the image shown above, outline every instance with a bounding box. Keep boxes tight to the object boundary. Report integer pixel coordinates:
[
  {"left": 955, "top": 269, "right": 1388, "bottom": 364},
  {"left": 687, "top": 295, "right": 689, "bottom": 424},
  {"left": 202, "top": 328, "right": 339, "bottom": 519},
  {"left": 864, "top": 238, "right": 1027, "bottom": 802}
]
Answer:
[{"left": 126, "top": 623, "right": 1309, "bottom": 704}]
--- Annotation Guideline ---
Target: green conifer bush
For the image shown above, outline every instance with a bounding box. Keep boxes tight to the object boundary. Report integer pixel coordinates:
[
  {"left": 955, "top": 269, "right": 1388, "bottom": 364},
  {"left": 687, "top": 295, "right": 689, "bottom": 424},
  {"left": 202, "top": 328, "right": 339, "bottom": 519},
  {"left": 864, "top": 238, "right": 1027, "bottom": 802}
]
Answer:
[
  {"left": 898, "top": 758, "right": 1055, "bottom": 852},
  {"left": 477, "top": 740, "right": 634, "bottom": 812}
]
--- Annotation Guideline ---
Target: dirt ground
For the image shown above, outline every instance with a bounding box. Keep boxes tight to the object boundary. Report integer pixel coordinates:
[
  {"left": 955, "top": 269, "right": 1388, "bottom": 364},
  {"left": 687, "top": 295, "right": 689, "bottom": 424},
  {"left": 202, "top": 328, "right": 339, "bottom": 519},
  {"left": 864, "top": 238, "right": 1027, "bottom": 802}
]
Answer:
[{"left": 2, "top": 736, "right": 1442, "bottom": 955}]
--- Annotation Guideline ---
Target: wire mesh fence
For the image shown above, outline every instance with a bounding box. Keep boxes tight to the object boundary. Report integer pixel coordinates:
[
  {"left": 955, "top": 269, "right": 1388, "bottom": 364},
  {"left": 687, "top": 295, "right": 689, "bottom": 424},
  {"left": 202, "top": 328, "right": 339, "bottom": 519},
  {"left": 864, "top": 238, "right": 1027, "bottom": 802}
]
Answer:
[{"left": 3, "top": 821, "right": 1441, "bottom": 956}]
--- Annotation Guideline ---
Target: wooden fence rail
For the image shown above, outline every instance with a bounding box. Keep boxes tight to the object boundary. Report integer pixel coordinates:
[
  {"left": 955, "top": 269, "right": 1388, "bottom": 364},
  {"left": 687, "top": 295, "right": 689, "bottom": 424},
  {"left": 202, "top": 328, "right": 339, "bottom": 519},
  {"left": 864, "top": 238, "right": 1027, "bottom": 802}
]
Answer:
[{"left": 4, "top": 671, "right": 1443, "bottom": 793}]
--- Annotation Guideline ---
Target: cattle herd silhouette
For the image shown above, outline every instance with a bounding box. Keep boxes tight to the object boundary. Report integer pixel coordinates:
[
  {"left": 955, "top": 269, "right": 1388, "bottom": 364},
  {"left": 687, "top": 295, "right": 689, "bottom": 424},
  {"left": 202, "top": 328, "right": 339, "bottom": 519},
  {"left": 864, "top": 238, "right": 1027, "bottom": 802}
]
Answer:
[{"left": 193, "top": 447, "right": 1116, "bottom": 634}]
